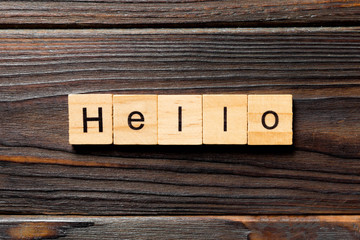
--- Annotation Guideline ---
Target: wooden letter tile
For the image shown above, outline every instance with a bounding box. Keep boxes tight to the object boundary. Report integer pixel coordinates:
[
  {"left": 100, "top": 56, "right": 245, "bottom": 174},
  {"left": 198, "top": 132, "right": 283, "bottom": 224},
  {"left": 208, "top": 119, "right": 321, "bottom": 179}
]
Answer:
[
  {"left": 203, "top": 95, "right": 247, "bottom": 144},
  {"left": 248, "top": 95, "right": 293, "bottom": 145},
  {"left": 113, "top": 95, "right": 157, "bottom": 145},
  {"left": 68, "top": 94, "right": 113, "bottom": 144},
  {"left": 158, "top": 95, "right": 202, "bottom": 145}
]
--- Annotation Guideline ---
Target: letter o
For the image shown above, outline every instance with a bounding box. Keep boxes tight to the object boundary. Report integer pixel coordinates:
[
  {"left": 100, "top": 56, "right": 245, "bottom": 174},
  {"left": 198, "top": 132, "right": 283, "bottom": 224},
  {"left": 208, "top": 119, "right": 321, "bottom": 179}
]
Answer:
[{"left": 261, "top": 111, "right": 279, "bottom": 130}]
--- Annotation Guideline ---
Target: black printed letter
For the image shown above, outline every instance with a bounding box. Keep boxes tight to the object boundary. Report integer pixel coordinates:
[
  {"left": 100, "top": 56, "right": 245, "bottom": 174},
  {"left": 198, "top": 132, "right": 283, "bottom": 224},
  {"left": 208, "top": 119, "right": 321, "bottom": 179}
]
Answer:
[
  {"left": 261, "top": 110, "right": 279, "bottom": 130},
  {"left": 178, "top": 106, "right": 182, "bottom": 132},
  {"left": 128, "top": 111, "right": 145, "bottom": 130},
  {"left": 83, "top": 107, "right": 103, "bottom": 133},
  {"left": 223, "top": 107, "right": 227, "bottom": 132}
]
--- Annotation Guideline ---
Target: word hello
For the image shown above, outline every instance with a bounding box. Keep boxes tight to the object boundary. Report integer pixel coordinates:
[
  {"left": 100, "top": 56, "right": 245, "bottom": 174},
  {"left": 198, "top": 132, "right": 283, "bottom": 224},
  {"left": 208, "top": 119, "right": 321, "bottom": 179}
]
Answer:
[{"left": 68, "top": 94, "right": 293, "bottom": 145}]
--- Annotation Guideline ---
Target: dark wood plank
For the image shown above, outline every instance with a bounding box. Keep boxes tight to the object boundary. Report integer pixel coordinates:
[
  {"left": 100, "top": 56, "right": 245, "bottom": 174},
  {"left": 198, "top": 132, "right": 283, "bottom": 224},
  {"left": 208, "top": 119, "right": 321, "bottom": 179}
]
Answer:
[
  {"left": 1, "top": 216, "right": 360, "bottom": 239},
  {"left": 0, "top": 28, "right": 359, "bottom": 215},
  {"left": 0, "top": 0, "right": 359, "bottom": 27}
]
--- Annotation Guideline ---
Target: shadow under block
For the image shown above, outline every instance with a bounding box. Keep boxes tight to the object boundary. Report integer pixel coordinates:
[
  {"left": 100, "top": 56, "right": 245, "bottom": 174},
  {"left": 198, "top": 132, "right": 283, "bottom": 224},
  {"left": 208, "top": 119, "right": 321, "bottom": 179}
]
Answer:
[
  {"left": 203, "top": 95, "right": 247, "bottom": 144},
  {"left": 113, "top": 95, "right": 157, "bottom": 145},
  {"left": 68, "top": 94, "right": 113, "bottom": 145},
  {"left": 158, "top": 95, "right": 202, "bottom": 145},
  {"left": 248, "top": 95, "right": 293, "bottom": 145}
]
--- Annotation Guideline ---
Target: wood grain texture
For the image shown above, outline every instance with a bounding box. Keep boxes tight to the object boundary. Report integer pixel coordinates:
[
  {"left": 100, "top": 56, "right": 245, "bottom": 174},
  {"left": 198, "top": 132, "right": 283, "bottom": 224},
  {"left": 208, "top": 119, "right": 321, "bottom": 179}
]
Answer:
[
  {"left": 68, "top": 94, "right": 113, "bottom": 144},
  {"left": 0, "top": 216, "right": 359, "bottom": 239},
  {"left": 158, "top": 95, "right": 203, "bottom": 145},
  {"left": 0, "top": 0, "right": 360, "bottom": 27},
  {"left": 248, "top": 94, "right": 293, "bottom": 145},
  {"left": 203, "top": 94, "right": 247, "bottom": 145},
  {"left": 114, "top": 95, "right": 158, "bottom": 145},
  {"left": 0, "top": 28, "right": 359, "bottom": 215}
]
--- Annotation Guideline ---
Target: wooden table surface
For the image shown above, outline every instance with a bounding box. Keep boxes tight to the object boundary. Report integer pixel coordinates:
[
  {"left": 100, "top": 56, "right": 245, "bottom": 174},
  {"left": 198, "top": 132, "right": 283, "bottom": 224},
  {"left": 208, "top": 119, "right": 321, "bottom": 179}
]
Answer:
[{"left": 0, "top": 1, "right": 360, "bottom": 239}]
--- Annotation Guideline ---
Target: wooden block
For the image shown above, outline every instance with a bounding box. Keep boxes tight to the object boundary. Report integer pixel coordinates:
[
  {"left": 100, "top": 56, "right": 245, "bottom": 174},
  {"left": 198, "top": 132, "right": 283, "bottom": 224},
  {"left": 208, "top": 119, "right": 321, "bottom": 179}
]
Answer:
[
  {"left": 158, "top": 95, "right": 202, "bottom": 145},
  {"left": 248, "top": 95, "right": 293, "bottom": 145},
  {"left": 68, "top": 94, "right": 113, "bottom": 145},
  {"left": 113, "top": 95, "right": 157, "bottom": 145},
  {"left": 203, "top": 95, "right": 247, "bottom": 144}
]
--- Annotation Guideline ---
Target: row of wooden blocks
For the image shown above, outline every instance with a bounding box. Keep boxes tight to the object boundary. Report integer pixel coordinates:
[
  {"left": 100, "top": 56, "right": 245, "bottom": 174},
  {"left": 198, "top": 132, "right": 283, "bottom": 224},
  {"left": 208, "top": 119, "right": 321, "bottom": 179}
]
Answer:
[{"left": 68, "top": 94, "right": 293, "bottom": 145}]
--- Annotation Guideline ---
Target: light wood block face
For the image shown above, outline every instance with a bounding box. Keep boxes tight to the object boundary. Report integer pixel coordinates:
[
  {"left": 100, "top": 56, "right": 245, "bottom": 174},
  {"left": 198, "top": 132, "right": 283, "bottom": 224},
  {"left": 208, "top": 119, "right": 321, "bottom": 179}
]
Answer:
[
  {"left": 248, "top": 95, "right": 293, "bottom": 145},
  {"left": 113, "top": 95, "right": 157, "bottom": 145},
  {"left": 68, "top": 94, "right": 293, "bottom": 145},
  {"left": 158, "top": 95, "right": 202, "bottom": 145},
  {"left": 203, "top": 95, "right": 247, "bottom": 144},
  {"left": 68, "top": 94, "right": 113, "bottom": 145}
]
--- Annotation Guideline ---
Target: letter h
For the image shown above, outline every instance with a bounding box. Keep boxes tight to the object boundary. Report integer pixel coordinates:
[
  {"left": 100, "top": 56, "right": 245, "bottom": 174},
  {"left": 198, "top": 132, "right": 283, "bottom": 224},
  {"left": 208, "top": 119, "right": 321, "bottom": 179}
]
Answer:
[{"left": 83, "top": 107, "right": 103, "bottom": 133}]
